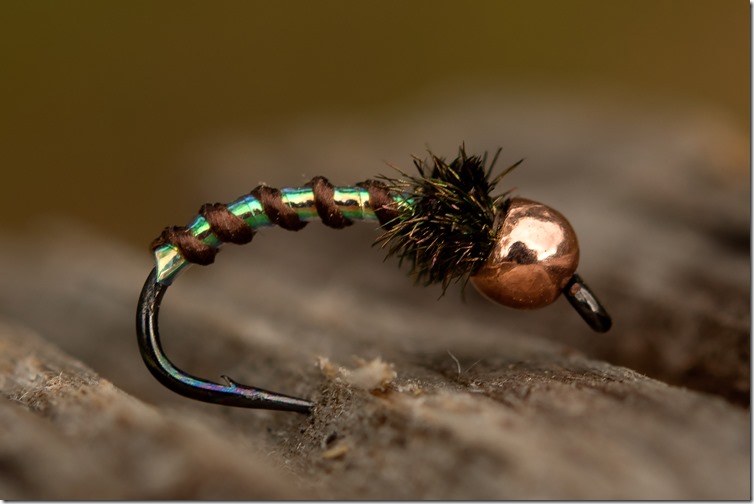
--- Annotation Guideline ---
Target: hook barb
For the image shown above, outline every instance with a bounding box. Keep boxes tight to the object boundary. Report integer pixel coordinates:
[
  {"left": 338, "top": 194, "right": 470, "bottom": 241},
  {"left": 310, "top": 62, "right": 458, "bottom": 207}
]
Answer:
[
  {"left": 562, "top": 274, "right": 612, "bottom": 333},
  {"left": 136, "top": 268, "right": 313, "bottom": 413}
]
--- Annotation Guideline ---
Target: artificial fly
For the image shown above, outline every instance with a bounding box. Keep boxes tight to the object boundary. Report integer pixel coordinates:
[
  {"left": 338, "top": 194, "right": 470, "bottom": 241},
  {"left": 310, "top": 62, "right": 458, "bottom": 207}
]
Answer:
[{"left": 136, "top": 146, "right": 611, "bottom": 414}]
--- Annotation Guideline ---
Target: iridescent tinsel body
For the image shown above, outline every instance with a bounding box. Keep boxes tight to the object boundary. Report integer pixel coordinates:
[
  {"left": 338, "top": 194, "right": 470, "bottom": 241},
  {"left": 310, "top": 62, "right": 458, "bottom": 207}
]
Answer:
[{"left": 154, "top": 187, "right": 407, "bottom": 284}]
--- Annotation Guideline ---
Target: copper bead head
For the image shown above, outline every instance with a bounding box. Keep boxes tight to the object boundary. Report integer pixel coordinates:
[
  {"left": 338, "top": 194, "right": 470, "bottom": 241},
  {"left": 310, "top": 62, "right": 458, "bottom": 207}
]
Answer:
[{"left": 471, "top": 198, "right": 579, "bottom": 309}]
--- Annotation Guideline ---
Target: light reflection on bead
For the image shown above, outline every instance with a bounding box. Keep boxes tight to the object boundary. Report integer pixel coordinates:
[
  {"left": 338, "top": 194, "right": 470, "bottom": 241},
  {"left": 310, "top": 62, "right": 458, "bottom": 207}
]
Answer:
[{"left": 471, "top": 198, "right": 580, "bottom": 309}]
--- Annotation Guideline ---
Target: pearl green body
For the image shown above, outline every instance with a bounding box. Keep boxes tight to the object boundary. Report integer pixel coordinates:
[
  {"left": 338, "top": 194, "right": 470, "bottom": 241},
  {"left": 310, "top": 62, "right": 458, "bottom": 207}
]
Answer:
[{"left": 154, "top": 186, "right": 404, "bottom": 284}]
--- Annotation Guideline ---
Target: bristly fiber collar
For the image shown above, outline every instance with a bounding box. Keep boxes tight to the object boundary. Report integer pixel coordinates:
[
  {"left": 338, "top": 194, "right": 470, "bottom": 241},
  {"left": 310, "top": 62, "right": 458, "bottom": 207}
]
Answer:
[{"left": 376, "top": 146, "right": 521, "bottom": 292}]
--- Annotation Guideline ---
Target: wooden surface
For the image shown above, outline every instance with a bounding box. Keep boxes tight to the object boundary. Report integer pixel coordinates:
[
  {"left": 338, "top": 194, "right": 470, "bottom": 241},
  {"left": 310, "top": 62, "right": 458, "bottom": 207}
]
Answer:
[{"left": 0, "top": 95, "right": 749, "bottom": 499}]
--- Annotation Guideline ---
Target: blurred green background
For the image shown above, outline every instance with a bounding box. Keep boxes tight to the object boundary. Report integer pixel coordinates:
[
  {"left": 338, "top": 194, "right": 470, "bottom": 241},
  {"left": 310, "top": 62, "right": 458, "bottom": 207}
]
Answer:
[{"left": 0, "top": 0, "right": 748, "bottom": 246}]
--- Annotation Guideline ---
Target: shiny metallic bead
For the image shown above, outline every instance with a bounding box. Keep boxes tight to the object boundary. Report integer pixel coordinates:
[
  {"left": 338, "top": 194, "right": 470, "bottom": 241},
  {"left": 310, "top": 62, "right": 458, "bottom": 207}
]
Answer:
[{"left": 471, "top": 198, "right": 580, "bottom": 309}]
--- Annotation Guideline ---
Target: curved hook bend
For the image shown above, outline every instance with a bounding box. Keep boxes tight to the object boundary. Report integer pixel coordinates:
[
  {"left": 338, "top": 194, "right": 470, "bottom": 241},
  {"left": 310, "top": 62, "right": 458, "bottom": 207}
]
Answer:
[{"left": 136, "top": 267, "right": 313, "bottom": 413}]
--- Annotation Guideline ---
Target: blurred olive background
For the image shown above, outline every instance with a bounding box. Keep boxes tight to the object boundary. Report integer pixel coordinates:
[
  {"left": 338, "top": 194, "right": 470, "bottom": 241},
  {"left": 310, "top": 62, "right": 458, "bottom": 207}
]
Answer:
[{"left": 0, "top": 0, "right": 748, "bottom": 246}]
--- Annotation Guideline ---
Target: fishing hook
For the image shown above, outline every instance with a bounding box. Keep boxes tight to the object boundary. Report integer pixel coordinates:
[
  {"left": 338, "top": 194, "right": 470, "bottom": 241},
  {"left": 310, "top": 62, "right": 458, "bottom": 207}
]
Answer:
[{"left": 136, "top": 147, "right": 611, "bottom": 414}]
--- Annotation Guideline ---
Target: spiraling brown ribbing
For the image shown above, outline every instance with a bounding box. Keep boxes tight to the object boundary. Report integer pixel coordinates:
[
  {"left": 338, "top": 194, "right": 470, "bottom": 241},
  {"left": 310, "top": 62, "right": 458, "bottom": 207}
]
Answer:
[
  {"left": 358, "top": 179, "right": 399, "bottom": 228},
  {"left": 150, "top": 178, "right": 399, "bottom": 266},
  {"left": 200, "top": 202, "right": 255, "bottom": 244},
  {"left": 150, "top": 226, "right": 217, "bottom": 266},
  {"left": 307, "top": 176, "right": 353, "bottom": 229}
]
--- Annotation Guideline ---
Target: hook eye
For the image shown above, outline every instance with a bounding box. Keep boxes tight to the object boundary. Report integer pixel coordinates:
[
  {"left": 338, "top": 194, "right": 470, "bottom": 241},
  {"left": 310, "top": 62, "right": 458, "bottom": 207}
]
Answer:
[{"left": 562, "top": 274, "right": 612, "bottom": 332}]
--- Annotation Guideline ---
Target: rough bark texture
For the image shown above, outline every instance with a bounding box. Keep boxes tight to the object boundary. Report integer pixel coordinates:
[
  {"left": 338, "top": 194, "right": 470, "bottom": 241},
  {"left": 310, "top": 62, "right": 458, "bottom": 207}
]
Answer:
[{"left": 0, "top": 95, "right": 749, "bottom": 499}]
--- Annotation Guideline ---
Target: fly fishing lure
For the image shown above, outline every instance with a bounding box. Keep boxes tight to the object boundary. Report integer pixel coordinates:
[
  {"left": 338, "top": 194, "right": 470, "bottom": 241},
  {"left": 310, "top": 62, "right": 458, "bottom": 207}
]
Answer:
[{"left": 136, "top": 146, "right": 611, "bottom": 414}]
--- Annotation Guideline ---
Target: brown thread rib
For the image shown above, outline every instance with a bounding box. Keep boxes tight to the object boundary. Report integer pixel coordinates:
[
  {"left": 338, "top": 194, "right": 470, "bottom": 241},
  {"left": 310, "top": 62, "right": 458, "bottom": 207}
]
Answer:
[
  {"left": 250, "top": 185, "right": 308, "bottom": 231},
  {"left": 200, "top": 203, "right": 255, "bottom": 244},
  {"left": 307, "top": 176, "right": 353, "bottom": 229},
  {"left": 151, "top": 226, "right": 217, "bottom": 265},
  {"left": 152, "top": 178, "right": 401, "bottom": 266},
  {"left": 358, "top": 179, "right": 400, "bottom": 229}
]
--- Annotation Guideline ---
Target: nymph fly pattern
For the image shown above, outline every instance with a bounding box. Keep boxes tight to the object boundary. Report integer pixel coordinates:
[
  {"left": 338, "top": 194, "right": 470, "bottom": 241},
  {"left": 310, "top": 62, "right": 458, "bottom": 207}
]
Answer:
[{"left": 137, "top": 146, "right": 611, "bottom": 414}]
